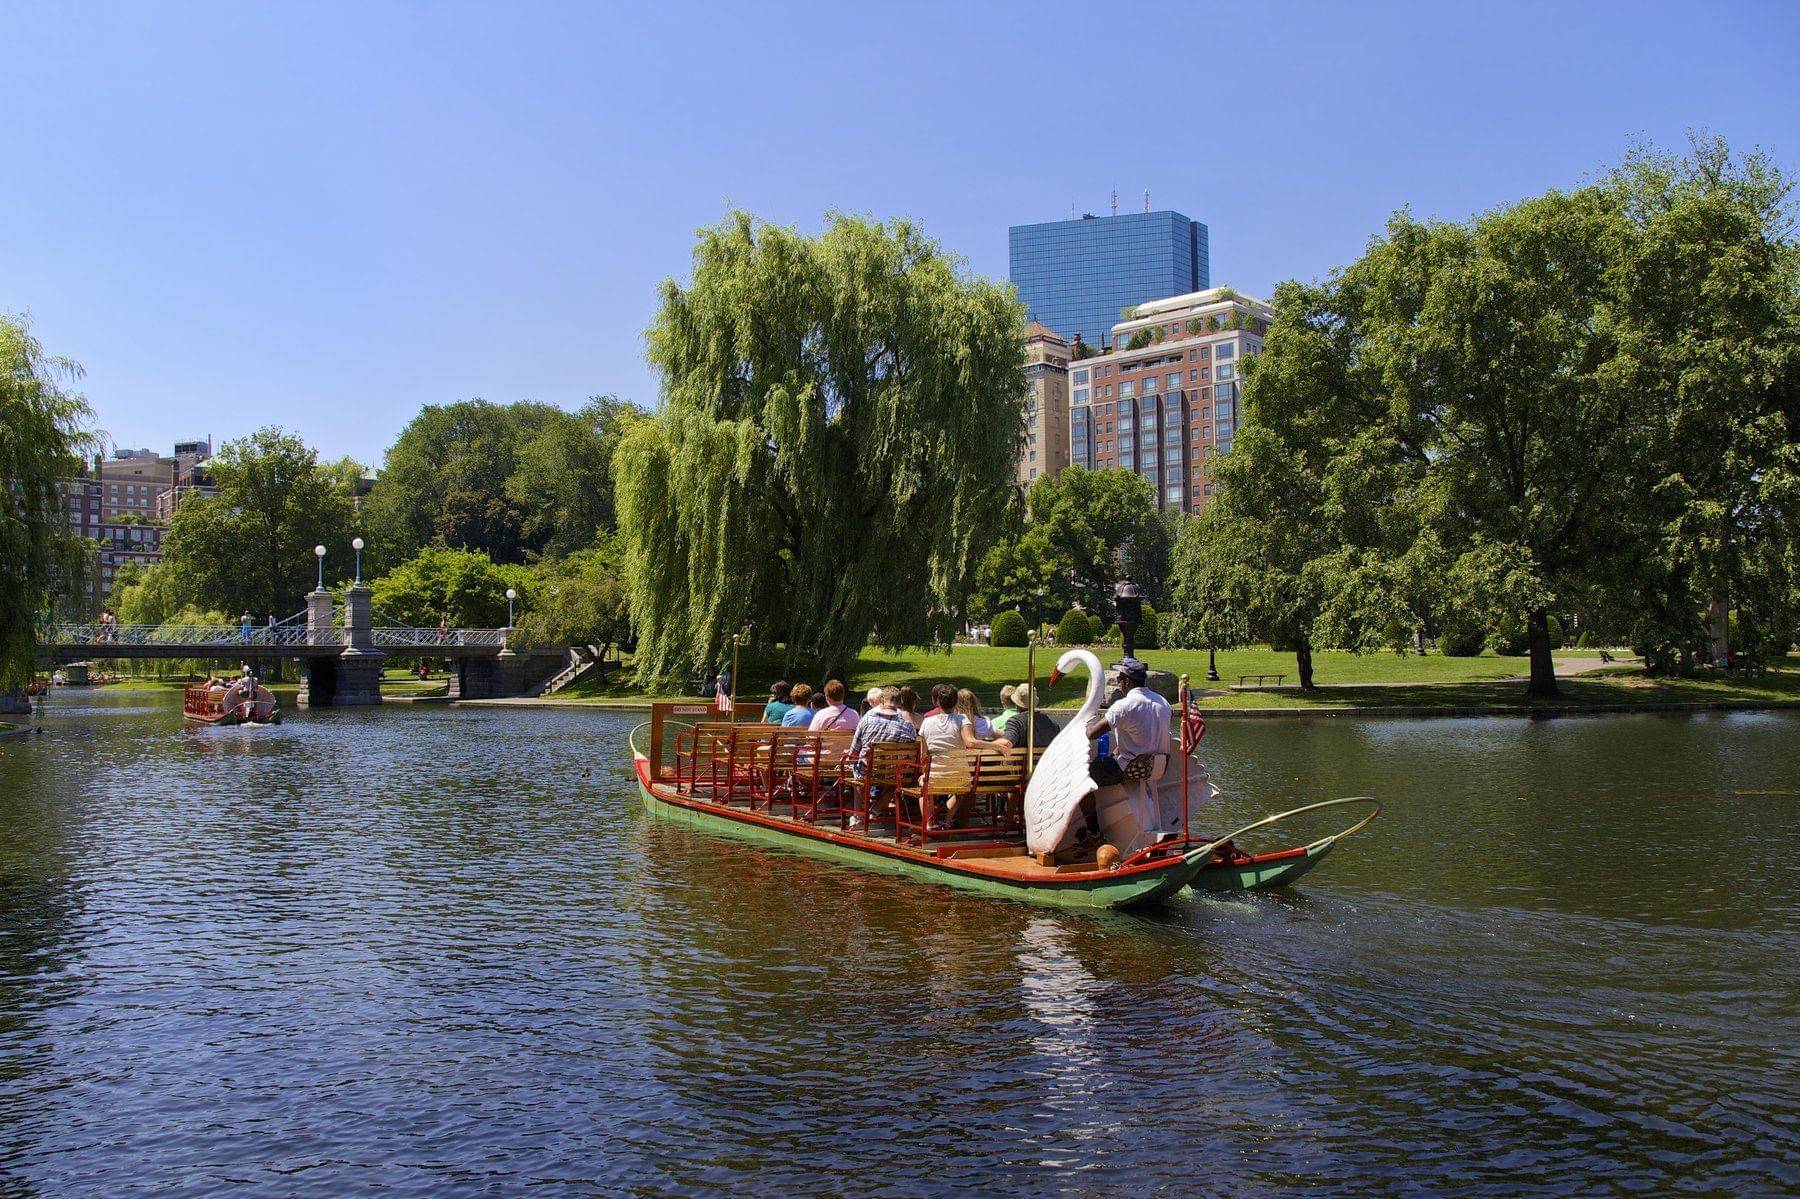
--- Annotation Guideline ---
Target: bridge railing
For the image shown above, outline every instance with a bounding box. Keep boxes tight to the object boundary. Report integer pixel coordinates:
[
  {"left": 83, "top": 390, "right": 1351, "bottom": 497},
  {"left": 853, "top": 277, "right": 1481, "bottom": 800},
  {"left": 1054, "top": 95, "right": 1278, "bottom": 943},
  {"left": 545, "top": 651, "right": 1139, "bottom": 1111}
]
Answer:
[
  {"left": 372, "top": 627, "right": 508, "bottom": 649},
  {"left": 42, "top": 622, "right": 346, "bottom": 648},
  {"left": 44, "top": 622, "right": 510, "bottom": 651}
]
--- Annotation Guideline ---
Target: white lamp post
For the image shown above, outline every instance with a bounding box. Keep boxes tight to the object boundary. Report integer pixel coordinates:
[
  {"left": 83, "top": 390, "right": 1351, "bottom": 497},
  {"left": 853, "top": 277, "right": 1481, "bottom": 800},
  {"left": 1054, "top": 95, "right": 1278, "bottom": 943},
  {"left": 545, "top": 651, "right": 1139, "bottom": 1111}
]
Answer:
[
  {"left": 352, "top": 537, "right": 364, "bottom": 585},
  {"left": 505, "top": 587, "right": 517, "bottom": 628},
  {"left": 313, "top": 544, "right": 326, "bottom": 591}
]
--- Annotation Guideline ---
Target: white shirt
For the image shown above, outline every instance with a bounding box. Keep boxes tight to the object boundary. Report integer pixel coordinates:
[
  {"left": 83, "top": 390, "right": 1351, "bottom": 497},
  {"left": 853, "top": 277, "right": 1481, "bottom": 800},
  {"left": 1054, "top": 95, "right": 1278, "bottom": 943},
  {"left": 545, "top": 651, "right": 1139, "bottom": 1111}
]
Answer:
[
  {"left": 919, "top": 713, "right": 965, "bottom": 758},
  {"left": 1107, "top": 686, "right": 1171, "bottom": 763}
]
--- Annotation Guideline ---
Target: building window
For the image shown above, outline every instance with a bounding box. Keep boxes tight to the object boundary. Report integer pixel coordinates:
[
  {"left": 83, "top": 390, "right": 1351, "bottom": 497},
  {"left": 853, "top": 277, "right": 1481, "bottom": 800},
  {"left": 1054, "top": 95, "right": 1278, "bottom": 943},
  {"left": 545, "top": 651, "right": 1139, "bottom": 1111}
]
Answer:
[
  {"left": 1166, "top": 373, "right": 1182, "bottom": 390},
  {"left": 1073, "top": 369, "right": 1089, "bottom": 385},
  {"left": 1119, "top": 380, "right": 1134, "bottom": 397},
  {"left": 1143, "top": 376, "right": 1158, "bottom": 392},
  {"left": 1073, "top": 388, "right": 1089, "bottom": 403},
  {"left": 1203, "top": 483, "right": 1213, "bottom": 495},
  {"left": 1216, "top": 343, "right": 1235, "bottom": 360},
  {"left": 1217, "top": 363, "right": 1235, "bottom": 381},
  {"left": 1199, "top": 344, "right": 1210, "bottom": 359}
]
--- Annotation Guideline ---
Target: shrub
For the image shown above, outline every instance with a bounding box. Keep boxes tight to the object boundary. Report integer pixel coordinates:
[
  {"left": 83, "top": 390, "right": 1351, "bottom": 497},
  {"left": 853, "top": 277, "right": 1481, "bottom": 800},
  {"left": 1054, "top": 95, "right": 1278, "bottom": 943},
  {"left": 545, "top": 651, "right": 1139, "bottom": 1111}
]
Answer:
[
  {"left": 1056, "top": 608, "right": 1090, "bottom": 645},
  {"left": 991, "top": 609, "right": 1028, "bottom": 647},
  {"left": 1488, "top": 618, "right": 1529, "bottom": 657},
  {"left": 1575, "top": 630, "right": 1595, "bottom": 649},
  {"left": 1547, "top": 614, "right": 1565, "bottom": 647},
  {"left": 1438, "top": 620, "right": 1485, "bottom": 657},
  {"left": 1126, "top": 329, "right": 1154, "bottom": 351},
  {"left": 1136, "top": 605, "right": 1160, "bottom": 650}
]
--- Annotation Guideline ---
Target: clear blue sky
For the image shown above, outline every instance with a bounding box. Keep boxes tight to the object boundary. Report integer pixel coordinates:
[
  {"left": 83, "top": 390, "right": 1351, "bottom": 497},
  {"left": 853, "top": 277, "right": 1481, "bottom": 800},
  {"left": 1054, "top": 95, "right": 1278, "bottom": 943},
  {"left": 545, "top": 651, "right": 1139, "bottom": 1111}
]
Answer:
[{"left": 5, "top": 1, "right": 1798, "bottom": 466}]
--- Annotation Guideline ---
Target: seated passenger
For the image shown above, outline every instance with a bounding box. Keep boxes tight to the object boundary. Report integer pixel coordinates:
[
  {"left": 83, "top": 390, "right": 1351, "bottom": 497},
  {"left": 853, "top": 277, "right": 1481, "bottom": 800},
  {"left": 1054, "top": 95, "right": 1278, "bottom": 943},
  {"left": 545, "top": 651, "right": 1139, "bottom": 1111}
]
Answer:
[
  {"left": 916, "top": 684, "right": 964, "bottom": 757},
  {"left": 781, "top": 683, "right": 816, "bottom": 727},
  {"left": 998, "top": 684, "right": 1059, "bottom": 752},
  {"left": 895, "top": 685, "right": 922, "bottom": 730},
  {"left": 762, "top": 681, "right": 794, "bottom": 724},
  {"left": 845, "top": 686, "right": 919, "bottom": 828},
  {"left": 991, "top": 684, "right": 1018, "bottom": 735},
  {"left": 954, "top": 688, "right": 1006, "bottom": 747},
  {"left": 810, "top": 679, "right": 860, "bottom": 732}
]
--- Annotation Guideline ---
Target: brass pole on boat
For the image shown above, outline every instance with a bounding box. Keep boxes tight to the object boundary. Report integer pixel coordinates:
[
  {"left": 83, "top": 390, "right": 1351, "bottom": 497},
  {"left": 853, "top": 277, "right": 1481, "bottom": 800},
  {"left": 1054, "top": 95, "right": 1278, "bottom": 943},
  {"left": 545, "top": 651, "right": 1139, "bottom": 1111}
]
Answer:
[
  {"left": 730, "top": 630, "right": 746, "bottom": 725},
  {"left": 1025, "top": 632, "right": 1037, "bottom": 780},
  {"left": 1179, "top": 672, "right": 1190, "bottom": 845}
]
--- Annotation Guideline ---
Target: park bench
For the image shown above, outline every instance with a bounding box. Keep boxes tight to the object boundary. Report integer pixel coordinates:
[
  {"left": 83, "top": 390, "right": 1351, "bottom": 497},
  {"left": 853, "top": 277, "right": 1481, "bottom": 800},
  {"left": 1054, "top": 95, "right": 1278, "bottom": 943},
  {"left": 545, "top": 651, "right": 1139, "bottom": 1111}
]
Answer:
[{"left": 1236, "top": 673, "right": 1286, "bottom": 687}]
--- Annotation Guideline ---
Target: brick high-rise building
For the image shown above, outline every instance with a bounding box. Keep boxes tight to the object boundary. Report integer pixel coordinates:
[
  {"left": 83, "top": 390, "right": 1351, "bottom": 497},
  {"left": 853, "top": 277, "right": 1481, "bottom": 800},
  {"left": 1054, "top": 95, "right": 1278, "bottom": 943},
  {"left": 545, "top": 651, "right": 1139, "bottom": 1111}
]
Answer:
[{"left": 1070, "top": 287, "right": 1271, "bottom": 513}]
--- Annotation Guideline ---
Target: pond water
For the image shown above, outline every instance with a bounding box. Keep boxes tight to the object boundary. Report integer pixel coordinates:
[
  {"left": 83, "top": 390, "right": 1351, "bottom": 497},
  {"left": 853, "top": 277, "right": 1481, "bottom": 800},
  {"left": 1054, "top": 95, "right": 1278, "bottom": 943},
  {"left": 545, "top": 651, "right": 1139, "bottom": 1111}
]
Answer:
[{"left": 1, "top": 693, "right": 1795, "bottom": 1196}]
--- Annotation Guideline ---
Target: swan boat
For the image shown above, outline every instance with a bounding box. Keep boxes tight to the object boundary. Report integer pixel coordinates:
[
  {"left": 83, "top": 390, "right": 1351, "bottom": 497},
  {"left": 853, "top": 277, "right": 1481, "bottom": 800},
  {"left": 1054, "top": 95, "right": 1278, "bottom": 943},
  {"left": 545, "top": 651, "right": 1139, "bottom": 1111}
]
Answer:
[
  {"left": 630, "top": 649, "right": 1377, "bottom": 911},
  {"left": 183, "top": 682, "right": 281, "bottom": 726}
]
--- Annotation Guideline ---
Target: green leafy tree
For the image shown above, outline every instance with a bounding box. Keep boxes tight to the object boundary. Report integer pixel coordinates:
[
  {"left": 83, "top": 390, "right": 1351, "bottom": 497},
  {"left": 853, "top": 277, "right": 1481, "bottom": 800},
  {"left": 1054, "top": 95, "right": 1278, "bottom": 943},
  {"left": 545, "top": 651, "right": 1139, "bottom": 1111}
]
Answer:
[
  {"left": 512, "top": 538, "right": 632, "bottom": 659},
  {"left": 114, "top": 563, "right": 181, "bottom": 627},
  {"left": 973, "top": 466, "right": 1168, "bottom": 621},
  {"left": 365, "top": 397, "right": 632, "bottom": 568},
  {"left": 1166, "top": 273, "right": 1422, "bottom": 687},
  {"left": 0, "top": 317, "right": 98, "bottom": 686},
  {"left": 160, "top": 428, "right": 356, "bottom": 620},
  {"left": 369, "top": 545, "right": 532, "bottom": 630},
  {"left": 507, "top": 396, "right": 636, "bottom": 560},
  {"left": 617, "top": 211, "right": 1026, "bottom": 683},
  {"left": 1605, "top": 136, "right": 1800, "bottom": 673}
]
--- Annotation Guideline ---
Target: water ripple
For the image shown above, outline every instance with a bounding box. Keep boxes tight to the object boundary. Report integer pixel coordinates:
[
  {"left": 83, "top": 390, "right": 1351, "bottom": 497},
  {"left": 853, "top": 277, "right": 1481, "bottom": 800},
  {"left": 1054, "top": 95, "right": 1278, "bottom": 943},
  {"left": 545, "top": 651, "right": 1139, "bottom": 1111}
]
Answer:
[{"left": 0, "top": 696, "right": 1794, "bottom": 1197}]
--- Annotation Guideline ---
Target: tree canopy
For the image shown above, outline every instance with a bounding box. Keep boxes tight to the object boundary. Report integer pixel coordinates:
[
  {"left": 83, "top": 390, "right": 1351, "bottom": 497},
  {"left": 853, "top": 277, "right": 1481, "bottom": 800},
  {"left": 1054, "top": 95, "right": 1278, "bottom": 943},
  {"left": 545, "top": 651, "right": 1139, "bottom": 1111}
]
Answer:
[
  {"left": 617, "top": 211, "right": 1027, "bottom": 683},
  {"left": 971, "top": 466, "right": 1171, "bottom": 624},
  {"left": 157, "top": 427, "right": 355, "bottom": 620},
  {"left": 368, "top": 545, "right": 533, "bottom": 630},
  {"left": 0, "top": 317, "right": 97, "bottom": 685},
  {"left": 363, "top": 396, "right": 631, "bottom": 567},
  {"left": 1167, "top": 137, "right": 1799, "bottom": 694}
]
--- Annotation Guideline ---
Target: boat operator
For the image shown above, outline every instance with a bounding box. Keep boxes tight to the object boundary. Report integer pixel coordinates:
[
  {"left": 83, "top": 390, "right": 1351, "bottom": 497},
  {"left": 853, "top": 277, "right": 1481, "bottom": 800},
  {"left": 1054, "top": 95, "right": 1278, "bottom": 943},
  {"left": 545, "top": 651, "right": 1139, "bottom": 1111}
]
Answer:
[{"left": 1083, "top": 656, "right": 1176, "bottom": 850}]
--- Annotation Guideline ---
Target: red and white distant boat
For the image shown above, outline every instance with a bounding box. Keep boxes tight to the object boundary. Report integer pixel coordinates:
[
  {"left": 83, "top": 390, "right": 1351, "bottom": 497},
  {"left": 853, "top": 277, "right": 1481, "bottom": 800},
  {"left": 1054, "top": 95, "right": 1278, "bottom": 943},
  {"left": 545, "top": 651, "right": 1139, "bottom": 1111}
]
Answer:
[{"left": 183, "top": 682, "right": 281, "bottom": 726}]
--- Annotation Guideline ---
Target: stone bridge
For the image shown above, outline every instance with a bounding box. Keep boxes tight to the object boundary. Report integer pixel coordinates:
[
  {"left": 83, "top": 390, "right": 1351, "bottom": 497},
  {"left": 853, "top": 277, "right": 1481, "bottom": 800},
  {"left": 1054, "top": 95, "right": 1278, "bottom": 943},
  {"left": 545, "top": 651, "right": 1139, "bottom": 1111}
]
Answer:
[{"left": 37, "top": 584, "right": 567, "bottom": 705}]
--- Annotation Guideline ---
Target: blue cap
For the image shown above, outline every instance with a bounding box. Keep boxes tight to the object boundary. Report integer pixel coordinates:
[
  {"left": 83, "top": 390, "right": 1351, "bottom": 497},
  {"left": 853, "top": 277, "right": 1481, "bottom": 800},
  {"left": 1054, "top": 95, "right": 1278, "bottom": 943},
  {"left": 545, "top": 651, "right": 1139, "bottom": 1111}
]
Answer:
[{"left": 1116, "top": 656, "right": 1148, "bottom": 677}]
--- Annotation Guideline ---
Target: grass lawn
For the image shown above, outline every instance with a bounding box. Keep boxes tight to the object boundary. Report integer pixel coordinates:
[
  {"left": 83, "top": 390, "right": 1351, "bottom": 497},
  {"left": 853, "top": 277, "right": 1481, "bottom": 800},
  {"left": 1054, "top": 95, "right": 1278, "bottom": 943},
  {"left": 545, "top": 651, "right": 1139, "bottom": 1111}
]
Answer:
[
  {"left": 380, "top": 667, "right": 449, "bottom": 697},
  {"left": 556, "top": 646, "right": 1797, "bottom": 710}
]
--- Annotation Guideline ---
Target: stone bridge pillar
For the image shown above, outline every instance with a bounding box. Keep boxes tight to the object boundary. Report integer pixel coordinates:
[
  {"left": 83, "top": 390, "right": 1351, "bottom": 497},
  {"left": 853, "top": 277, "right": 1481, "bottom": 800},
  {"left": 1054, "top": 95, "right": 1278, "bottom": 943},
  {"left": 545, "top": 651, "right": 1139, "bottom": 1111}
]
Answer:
[
  {"left": 297, "top": 588, "right": 339, "bottom": 708},
  {"left": 334, "top": 584, "right": 385, "bottom": 705}
]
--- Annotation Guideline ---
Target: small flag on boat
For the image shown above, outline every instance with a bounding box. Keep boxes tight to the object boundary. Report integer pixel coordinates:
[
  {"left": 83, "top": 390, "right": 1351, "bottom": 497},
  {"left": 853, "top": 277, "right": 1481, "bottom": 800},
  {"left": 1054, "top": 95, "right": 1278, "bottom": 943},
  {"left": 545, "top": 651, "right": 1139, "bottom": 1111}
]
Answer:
[
  {"left": 715, "top": 689, "right": 732, "bottom": 714},
  {"left": 1181, "top": 693, "right": 1205, "bottom": 753}
]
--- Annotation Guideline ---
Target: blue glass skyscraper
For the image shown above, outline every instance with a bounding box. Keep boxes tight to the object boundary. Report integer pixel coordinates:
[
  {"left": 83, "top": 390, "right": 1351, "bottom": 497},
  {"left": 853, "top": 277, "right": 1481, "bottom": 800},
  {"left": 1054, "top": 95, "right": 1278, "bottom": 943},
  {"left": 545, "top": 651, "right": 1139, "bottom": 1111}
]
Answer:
[{"left": 1008, "top": 211, "right": 1209, "bottom": 348}]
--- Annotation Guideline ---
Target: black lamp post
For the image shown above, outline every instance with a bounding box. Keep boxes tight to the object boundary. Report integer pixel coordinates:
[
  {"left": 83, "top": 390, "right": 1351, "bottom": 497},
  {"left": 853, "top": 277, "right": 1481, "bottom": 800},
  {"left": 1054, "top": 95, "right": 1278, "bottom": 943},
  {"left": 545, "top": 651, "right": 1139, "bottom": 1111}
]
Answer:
[
  {"left": 1206, "top": 647, "right": 1220, "bottom": 682},
  {"left": 1114, "top": 577, "right": 1143, "bottom": 659}
]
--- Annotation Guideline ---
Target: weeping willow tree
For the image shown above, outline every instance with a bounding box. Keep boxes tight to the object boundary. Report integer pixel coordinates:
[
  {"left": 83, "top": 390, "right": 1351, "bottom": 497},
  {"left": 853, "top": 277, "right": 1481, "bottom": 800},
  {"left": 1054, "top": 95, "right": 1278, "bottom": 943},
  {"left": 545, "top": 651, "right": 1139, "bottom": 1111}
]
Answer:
[
  {"left": 1, "top": 316, "right": 99, "bottom": 688},
  {"left": 618, "top": 212, "right": 1027, "bottom": 684}
]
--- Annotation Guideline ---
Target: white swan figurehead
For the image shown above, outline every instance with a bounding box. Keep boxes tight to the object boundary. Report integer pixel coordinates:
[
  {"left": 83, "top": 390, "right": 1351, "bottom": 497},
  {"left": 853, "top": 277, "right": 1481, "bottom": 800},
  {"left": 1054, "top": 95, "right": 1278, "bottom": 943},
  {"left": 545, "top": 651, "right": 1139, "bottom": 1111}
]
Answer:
[{"left": 1023, "top": 649, "right": 1106, "bottom": 855}]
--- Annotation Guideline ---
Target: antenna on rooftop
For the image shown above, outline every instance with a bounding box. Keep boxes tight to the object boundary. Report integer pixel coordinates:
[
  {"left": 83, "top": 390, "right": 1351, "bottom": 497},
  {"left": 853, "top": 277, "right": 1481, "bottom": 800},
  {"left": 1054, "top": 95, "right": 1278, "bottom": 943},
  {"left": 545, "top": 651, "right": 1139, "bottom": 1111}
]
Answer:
[
  {"left": 1110, "top": 188, "right": 1117, "bottom": 216},
  {"left": 1143, "top": 189, "right": 1150, "bottom": 213}
]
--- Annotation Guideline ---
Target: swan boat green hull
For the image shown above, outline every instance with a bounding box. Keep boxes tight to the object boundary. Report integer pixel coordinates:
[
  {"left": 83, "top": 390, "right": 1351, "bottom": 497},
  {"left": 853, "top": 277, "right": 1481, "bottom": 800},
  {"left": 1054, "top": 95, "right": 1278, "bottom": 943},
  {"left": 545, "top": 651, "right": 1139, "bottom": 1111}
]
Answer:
[
  {"left": 1189, "top": 840, "right": 1336, "bottom": 892},
  {"left": 633, "top": 755, "right": 1209, "bottom": 911}
]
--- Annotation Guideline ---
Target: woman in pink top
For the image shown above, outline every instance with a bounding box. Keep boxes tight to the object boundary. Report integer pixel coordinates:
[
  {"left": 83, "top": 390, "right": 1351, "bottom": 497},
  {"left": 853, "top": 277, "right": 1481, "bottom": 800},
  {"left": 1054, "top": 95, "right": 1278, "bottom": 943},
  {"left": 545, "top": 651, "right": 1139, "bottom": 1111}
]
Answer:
[{"left": 808, "top": 679, "right": 860, "bottom": 732}]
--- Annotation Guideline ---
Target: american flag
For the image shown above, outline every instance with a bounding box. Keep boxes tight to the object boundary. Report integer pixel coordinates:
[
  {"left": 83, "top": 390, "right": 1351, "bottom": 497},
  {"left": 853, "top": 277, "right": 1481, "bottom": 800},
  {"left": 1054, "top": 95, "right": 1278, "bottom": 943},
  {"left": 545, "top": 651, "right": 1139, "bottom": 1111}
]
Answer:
[
  {"left": 1180, "top": 692, "right": 1206, "bottom": 754},
  {"left": 715, "top": 689, "right": 732, "bottom": 714}
]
